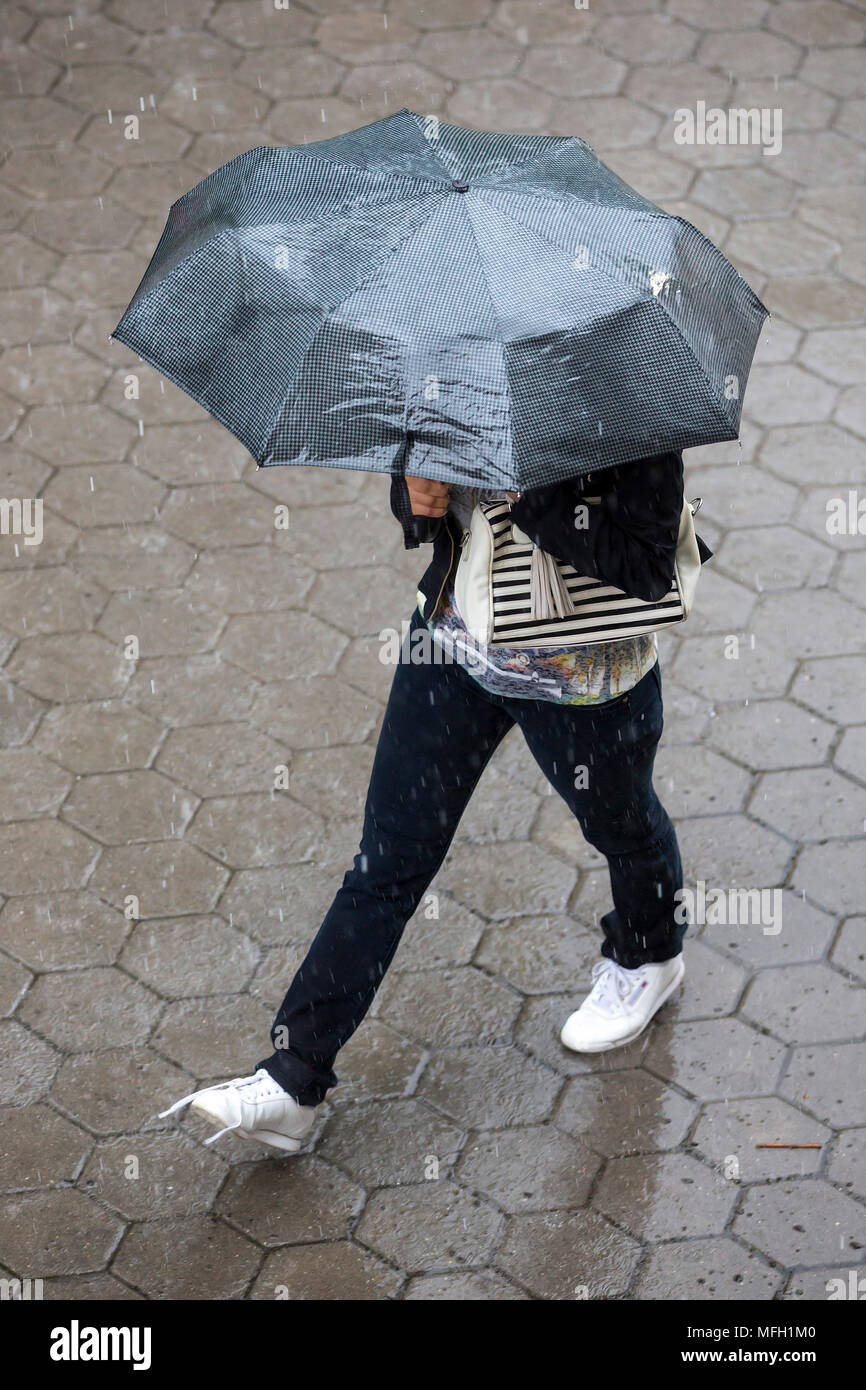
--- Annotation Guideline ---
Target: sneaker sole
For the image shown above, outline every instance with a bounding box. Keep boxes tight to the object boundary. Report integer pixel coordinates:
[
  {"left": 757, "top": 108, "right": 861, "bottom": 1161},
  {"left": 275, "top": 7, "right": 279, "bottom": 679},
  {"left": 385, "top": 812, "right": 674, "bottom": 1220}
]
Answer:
[
  {"left": 560, "top": 958, "right": 685, "bottom": 1054},
  {"left": 191, "top": 1101, "right": 307, "bottom": 1153}
]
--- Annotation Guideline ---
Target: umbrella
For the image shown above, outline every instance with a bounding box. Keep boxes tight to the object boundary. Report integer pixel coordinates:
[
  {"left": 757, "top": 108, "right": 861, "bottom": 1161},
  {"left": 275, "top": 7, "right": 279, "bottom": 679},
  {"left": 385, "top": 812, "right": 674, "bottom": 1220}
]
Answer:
[{"left": 111, "top": 108, "right": 767, "bottom": 501}]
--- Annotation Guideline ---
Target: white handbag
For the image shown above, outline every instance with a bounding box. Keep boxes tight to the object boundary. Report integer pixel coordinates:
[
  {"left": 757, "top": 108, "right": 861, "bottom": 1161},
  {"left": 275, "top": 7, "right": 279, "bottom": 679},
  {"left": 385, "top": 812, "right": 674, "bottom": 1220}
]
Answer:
[{"left": 453, "top": 494, "right": 704, "bottom": 649}]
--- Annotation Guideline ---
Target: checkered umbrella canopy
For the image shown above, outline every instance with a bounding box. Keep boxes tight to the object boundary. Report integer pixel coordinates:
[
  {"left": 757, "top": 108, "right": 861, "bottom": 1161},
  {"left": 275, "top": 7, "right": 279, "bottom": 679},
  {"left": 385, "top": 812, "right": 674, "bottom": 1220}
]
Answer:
[{"left": 112, "top": 108, "right": 767, "bottom": 492}]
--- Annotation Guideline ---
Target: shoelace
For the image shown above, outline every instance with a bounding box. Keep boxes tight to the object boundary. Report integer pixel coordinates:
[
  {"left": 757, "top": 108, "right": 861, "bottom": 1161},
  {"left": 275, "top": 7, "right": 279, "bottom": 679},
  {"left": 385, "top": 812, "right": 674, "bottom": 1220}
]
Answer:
[
  {"left": 588, "top": 959, "right": 641, "bottom": 1016},
  {"left": 158, "top": 1069, "right": 285, "bottom": 1145}
]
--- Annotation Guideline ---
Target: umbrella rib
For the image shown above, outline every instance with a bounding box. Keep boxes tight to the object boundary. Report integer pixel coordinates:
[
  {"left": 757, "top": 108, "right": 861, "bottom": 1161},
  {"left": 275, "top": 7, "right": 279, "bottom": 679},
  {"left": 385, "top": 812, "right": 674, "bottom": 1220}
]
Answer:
[
  {"left": 477, "top": 192, "right": 736, "bottom": 433},
  {"left": 400, "top": 111, "right": 578, "bottom": 189},
  {"left": 258, "top": 197, "right": 468, "bottom": 465},
  {"left": 453, "top": 198, "right": 518, "bottom": 481},
  {"left": 167, "top": 140, "right": 458, "bottom": 215}
]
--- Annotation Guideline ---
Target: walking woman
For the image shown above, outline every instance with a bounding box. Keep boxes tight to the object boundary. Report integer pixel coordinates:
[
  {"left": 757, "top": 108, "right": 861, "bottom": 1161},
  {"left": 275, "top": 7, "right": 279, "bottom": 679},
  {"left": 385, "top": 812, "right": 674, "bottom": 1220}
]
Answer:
[{"left": 162, "top": 451, "right": 692, "bottom": 1151}]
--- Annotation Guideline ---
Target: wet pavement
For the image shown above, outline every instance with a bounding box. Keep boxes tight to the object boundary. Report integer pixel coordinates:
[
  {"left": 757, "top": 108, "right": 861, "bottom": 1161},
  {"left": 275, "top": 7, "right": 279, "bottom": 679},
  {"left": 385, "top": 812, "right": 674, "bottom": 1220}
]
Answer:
[{"left": 0, "top": 0, "right": 864, "bottom": 1300}]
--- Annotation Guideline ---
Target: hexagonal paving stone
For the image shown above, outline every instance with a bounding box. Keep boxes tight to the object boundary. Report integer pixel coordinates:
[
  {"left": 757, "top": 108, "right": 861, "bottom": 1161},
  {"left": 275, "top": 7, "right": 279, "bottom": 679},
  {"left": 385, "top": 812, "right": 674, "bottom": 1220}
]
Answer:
[
  {"left": 111, "top": 1215, "right": 260, "bottom": 1300},
  {"left": 706, "top": 699, "right": 834, "bottom": 771},
  {"left": 555, "top": 1069, "right": 698, "bottom": 1155},
  {"left": 97, "top": 590, "right": 226, "bottom": 658},
  {"left": 394, "top": 895, "right": 486, "bottom": 973},
  {"left": 801, "top": 326, "right": 866, "bottom": 388},
  {"left": 693, "top": 1097, "right": 831, "bottom": 1182},
  {"left": 741, "top": 963, "right": 865, "bottom": 1045},
  {"left": 155, "top": 722, "right": 290, "bottom": 798},
  {"left": 791, "top": 656, "right": 866, "bottom": 726},
  {"left": 89, "top": 840, "right": 230, "bottom": 918},
  {"left": 717, "top": 525, "right": 836, "bottom": 593},
  {"left": 515, "top": 993, "right": 646, "bottom": 1079},
  {"left": 374, "top": 966, "right": 520, "bottom": 1048},
  {"left": 781, "top": 1042, "right": 866, "bottom": 1128},
  {"left": 676, "top": 813, "right": 792, "bottom": 892},
  {"left": 252, "top": 1241, "right": 402, "bottom": 1301},
  {"left": 456, "top": 1124, "right": 601, "bottom": 1213},
  {"left": 0, "top": 677, "right": 45, "bottom": 748},
  {"left": 794, "top": 841, "right": 866, "bottom": 918},
  {"left": 219, "top": 611, "right": 348, "bottom": 686},
  {"left": 644, "top": 1017, "right": 786, "bottom": 1102},
  {"left": 827, "top": 1129, "right": 866, "bottom": 1202},
  {"left": 701, "top": 889, "right": 835, "bottom": 972},
  {"left": 125, "top": 653, "right": 258, "bottom": 726},
  {"left": 733, "top": 1179, "right": 866, "bottom": 1268},
  {"left": 594, "top": 1151, "right": 736, "bottom": 1241},
  {"left": 473, "top": 914, "right": 598, "bottom": 994},
  {"left": 273, "top": 745, "right": 372, "bottom": 823},
  {"left": 744, "top": 364, "right": 838, "bottom": 427},
  {"left": 673, "top": 940, "right": 745, "bottom": 1019},
  {"left": 51, "top": 1047, "right": 190, "bottom": 1138},
  {"left": 831, "top": 918, "right": 866, "bottom": 984},
  {"left": 654, "top": 744, "right": 752, "bottom": 819},
  {"left": 63, "top": 769, "right": 198, "bottom": 845},
  {"left": 356, "top": 1180, "right": 503, "bottom": 1274},
  {"left": 120, "top": 916, "right": 259, "bottom": 998},
  {"left": 0, "top": 567, "right": 106, "bottom": 638},
  {"left": 522, "top": 43, "right": 625, "bottom": 97},
  {"left": 158, "top": 481, "right": 278, "bottom": 550},
  {"left": 317, "top": 1099, "right": 465, "bottom": 1189},
  {"left": 5, "top": 632, "right": 131, "bottom": 703},
  {"left": 496, "top": 1208, "right": 640, "bottom": 1300},
  {"left": 417, "top": 1043, "right": 562, "bottom": 1130},
  {"left": 42, "top": 1273, "right": 143, "bottom": 1301},
  {"left": 435, "top": 841, "right": 577, "bottom": 921},
  {"left": 249, "top": 676, "right": 379, "bottom": 750},
  {"left": 0, "top": 1022, "right": 57, "bottom": 1107},
  {"left": 217, "top": 1156, "right": 364, "bottom": 1247},
  {"left": 0, "top": 948, "right": 31, "bottom": 1016},
  {"left": 750, "top": 767, "right": 866, "bottom": 842},
  {"left": 0, "top": 1103, "right": 91, "bottom": 1189},
  {"left": 634, "top": 1236, "right": 781, "bottom": 1300},
  {"left": 404, "top": 1270, "right": 527, "bottom": 1299},
  {"left": 186, "top": 794, "right": 325, "bottom": 868},
  {"left": 759, "top": 423, "right": 866, "bottom": 487},
  {"left": 0, "top": 820, "right": 100, "bottom": 895},
  {"left": 328, "top": 1018, "right": 424, "bottom": 1108},
  {"left": 670, "top": 630, "right": 799, "bottom": 702},
  {"left": 218, "top": 861, "right": 344, "bottom": 946},
  {"left": 31, "top": 700, "right": 164, "bottom": 774},
  {"left": 17, "top": 966, "right": 161, "bottom": 1052},
  {"left": 835, "top": 726, "right": 866, "bottom": 784},
  {"left": 80, "top": 1132, "right": 225, "bottom": 1221},
  {"left": 727, "top": 220, "right": 840, "bottom": 278},
  {"left": 132, "top": 422, "right": 249, "bottom": 488},
  {"left": 0, "top": 892, "right": 128, "bottom": 971},
  {"left": 451, "top": 765, "right": 541, "bottom": 846},
  {"left": 153, "top": 993, "right": 273, "bottom": 1079},
  {"left": 0, "top": 1188, "right": 123, "bottom": 1277}
]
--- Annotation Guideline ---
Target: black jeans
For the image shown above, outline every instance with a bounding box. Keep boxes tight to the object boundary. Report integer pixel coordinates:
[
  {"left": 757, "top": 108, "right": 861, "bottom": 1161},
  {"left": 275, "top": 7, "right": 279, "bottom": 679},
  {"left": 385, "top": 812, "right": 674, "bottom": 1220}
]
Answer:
[{"left": 259, "top": 608, "right": 684, "bottom": 1105}]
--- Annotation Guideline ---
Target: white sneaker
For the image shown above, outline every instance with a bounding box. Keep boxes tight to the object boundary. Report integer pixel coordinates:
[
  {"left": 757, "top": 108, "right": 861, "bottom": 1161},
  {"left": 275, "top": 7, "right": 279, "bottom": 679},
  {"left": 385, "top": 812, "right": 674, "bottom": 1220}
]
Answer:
[
  {"left": 159, "top": 1068, "right": 317, "bottom": 1152},
  {"left": 560, "top": 956, "right": 684, "bottom": 1053}
]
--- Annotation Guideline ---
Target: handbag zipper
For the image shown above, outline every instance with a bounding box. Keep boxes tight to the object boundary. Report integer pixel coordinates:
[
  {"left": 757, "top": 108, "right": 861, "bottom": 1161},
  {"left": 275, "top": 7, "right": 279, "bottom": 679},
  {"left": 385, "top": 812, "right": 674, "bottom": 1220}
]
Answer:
[{"left": 430, "top": 517, "right": 456, "bottom": 620}]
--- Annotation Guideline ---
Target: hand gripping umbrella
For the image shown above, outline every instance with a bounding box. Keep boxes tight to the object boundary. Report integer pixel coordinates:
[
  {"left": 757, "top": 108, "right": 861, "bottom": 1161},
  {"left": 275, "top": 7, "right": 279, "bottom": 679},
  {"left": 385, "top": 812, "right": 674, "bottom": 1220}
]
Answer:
[{"left": 112, "top": 107, "right": 767, "bottom": 538}]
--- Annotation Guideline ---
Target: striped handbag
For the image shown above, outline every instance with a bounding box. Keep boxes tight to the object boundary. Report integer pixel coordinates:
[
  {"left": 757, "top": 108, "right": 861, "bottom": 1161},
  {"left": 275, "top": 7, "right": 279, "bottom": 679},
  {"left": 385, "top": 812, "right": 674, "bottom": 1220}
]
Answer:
[{"left": 452, "top": 495, "right": 704, "bottom": 649}]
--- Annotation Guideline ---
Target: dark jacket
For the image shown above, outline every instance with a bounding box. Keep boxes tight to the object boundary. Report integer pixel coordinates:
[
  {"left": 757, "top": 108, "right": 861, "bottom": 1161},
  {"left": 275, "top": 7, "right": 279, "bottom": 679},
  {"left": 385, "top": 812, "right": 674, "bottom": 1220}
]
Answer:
[{"left": 390, "top": 451, "right": 712, "bottom": 624}]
